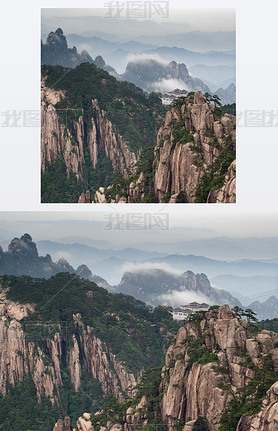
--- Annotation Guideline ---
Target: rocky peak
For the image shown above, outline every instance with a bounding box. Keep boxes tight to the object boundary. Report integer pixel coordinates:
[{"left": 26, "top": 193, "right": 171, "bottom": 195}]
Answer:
[
  {"left": 42, "top": 28, "right": 93, "bottom": 68},
  {"left": 160, "top": 305, "right": 278, "bottom": 430},
  {"left": 94, "top": 55, "right": 106, "bottom": 69},
  {"left": 57, "top": 258, "right": 74, "bottom": 273},
  {"left": 76, "top": 264, "right": 93, "bottom": 280},
  {"left": 46, "top": 28, "right": 68, "bottom": 51},
  {"left": 53, "top": 416, "right": 71, "bottom": 431},
  {"left": 117, "top": 268, "right": 241, "bottom": 307},
  {"left": 123, "top": 59, "right": 209, "bottom": 94},
  {"left": 153, "top": 91, "right": 236, "bottom": 202},
  {"left": 8, "top": 233, "right": 38, "bottom": 259}
]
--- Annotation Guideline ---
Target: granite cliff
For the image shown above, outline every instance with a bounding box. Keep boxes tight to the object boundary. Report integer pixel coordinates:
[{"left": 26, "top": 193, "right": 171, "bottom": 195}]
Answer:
[
  {"left": 68, "top": 305, "right": 278, "bottom": 431},
  {"left": 95, "top": 92, "right": 236, "bottom": 203}
]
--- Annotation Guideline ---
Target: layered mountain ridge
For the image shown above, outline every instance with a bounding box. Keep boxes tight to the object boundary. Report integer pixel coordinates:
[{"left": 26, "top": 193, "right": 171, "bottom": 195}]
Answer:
[{"left": 41, "top": 30, "right": 236, "bottom": 203}]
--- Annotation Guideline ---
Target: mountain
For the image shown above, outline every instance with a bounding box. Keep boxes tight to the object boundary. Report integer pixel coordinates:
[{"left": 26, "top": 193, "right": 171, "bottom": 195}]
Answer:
[
  {"left": 135, "top": 31, "right": 236, "bottom": 52},
  {"left": 41, "top": 29, "right": 121, "bottom": 78},
  {"left": 122, "top": 59, "right": 210, "bottom": 94},
  {"left": 0, "top": 233, "right": 74, "bottom": 278},
  {"left": 0, "top": 233, "right": 115, "bottom": 292},
  {"left": 248, "top": 295, "right": 278, "bottom": 320},
  {"left": 142, "top": 46, "right": 235, "bottom": 67},
  {"left": 41, "top": 62, "right": 165, "bottom": 203},
  {"left": 41, "top": 28, "right": 94, "bottom": 67},
  {"left": 0, "top": 273, "right": 179, "bottom": 430},
  {"left": 188, "top": 64, "right": 235, "bottom": 89},
  {"left": 67, "top": 305, "right": 278, "bottom": 431},
  {"left": 211, "top": 274, "right": 278, "bottom": 303},
  {"left": 117, "top": 268, "right": 241, "bottom": 307},
  {"left": 94, "top": 92, "right": 236, "bottom": 203},
  {"left": 214, "top": 82, "right": 236, "bottom": 105}
]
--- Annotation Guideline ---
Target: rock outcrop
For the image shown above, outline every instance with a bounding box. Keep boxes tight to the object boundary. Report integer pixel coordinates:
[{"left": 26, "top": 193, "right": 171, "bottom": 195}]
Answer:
[
  {"left": 153, "top": 92, "right": 236, "bottom": 203},
  {"left": 97, "top": 92, "right": 236, "bottom": 204},
  {"left": 0, "top": 287, "right": 136, "bottom": 405},
  {"left": 237, "top": 382, "right": 278, "bottom": 430},
  {"left": 160, "top": 305, "right": 278, "bottom": 430},
  {"left": 41, "top": 83, "right": 137, "bottom": 181},
  {"left": 41, "top": 28, "right": 93, "bottom": 68},
  {"left": 207, "top": 159, "right": 236, "bottom": 203},
  {"left": 53, "top": 416, "right": 71, "bottom": 431},
  {"left": 73, "top": 306, "right": 278, "bottom": 431}
]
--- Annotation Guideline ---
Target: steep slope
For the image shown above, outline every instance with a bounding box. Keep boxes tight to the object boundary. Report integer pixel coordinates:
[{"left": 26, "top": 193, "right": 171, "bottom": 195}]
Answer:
[
  {"left": 97, "top": 92, "right": 236, "bottom": 203},
  {"left": 214, "top": 83, "right": 236, "bottom": 105},
  {"left": 248, "top": 296, "right": 278, "bottom": 320},
  {"left": 152, "top": 92, "right": 236, "bottom": 203},
  {"left": 73, "top": 305, "right": 278, "bottom": 431},
  {"left": 0, "top": 273, "right": 179, "bottom": 430},
  {"left": 41, "top": 63, "right": 165, "bottom": 203},
  {"left": 117, "top": 269, "right": 241, "bottom": 307},
  {"left": 122, "top": 59, "right": 210, "bottom": 94},
  {"left": 41, "top": 28, "right": 94, "bottom": 67}
]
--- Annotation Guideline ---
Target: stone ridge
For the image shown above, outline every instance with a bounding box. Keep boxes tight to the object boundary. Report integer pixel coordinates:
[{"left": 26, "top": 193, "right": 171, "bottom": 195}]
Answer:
[
  {"left": 93, "top": 92, "right": 236, "bottom": 203},
  {"left": 69, "top": 305, "right": 278, "bottom": 431},
  {"left": 0, "top": 290, "right": 137, "bottom": 405},
  {"left": 41, "top": 83, "right": 137, "bottom": 183}
]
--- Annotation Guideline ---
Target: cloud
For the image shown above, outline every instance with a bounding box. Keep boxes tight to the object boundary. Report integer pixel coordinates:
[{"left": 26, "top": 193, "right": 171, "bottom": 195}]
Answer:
[
  {"left": 54, "top": 251, "right": 73, "bottom": 262},
  {"left": 120, "top": 261, "right": 182, "bottom": 275},
  {"left": 79, "top": 43, "right": 92, "bottom": 53},
  {"left": 126, "top": 53, "right": 168, "bottom": 65},
  {"left": 157, "top": 290, "right": 211, "bottom": 307},
  {"left": 152, "top": 78, "right": 190, "bottom": 93}
]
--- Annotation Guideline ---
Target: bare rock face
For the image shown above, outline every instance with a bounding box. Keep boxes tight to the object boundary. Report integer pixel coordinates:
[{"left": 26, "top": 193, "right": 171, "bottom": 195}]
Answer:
[
  {"left": 0, "top": 289, "right": 63, "bottom": 402},
  {"left": 0, "top": 288, "right": 137, "bottom": 407},
  {"left": 41, "top": 82, "right": 137, "bottom": 185},
  {"left": 72, "top": 306, "right": 278, "bottom": 431},
  {"left": 69, "top": 314, "right": 137, "bottom": 398},
  {"left": 237, "top": 382, "right": 278, "bottom": 431},
  {"left": 207, "top": 159, "right": 236, "bottom": 203},
  {"left": 78, "top": 190, "right": 91, "bottom": 203},
  {"left": 41, "top": 81, "right": 85, "bottom": 178},
  {"left": 53, "top": 416, "right": 71, "bottom": 431},
  {"left": 73, "top": 413, "right": 94, "bottom": 431},
  {"left": 160, "top": 305, "right": 278, "bottom": 431},
  {"left": 153, "top": 92, "right": 236, "bottom": 203},
  {"left": 91, "top": 100, "right": 137, "bottom": 174}
]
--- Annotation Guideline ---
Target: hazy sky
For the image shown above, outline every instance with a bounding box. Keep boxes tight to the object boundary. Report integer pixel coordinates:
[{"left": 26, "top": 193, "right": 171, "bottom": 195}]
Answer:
[
  {"left": 0, "top": 211, "right": 277, "bottom": 246},
  {"left": 41, "top": 8, "right": 236, "bottom": 39}
]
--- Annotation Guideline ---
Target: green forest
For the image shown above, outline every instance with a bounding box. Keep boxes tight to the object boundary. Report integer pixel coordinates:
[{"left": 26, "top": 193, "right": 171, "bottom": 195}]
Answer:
[
  {"left": 41, "top": 63, "right": 166, "bottom": 202},
  {"left": 0, "top": 273, "right": 181, "bottom": 430}
]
